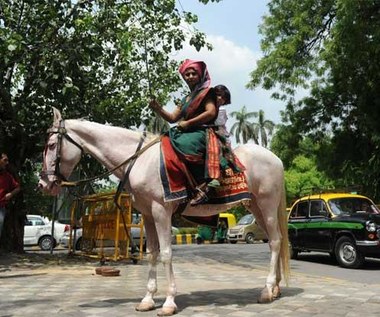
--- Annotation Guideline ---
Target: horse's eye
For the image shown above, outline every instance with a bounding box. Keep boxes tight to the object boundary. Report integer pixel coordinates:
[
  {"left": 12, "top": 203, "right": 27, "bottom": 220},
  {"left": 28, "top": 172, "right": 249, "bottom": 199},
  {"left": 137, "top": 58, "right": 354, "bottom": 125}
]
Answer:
[{"left": 48, "top": 143, "right": 56, "bottom": 150}]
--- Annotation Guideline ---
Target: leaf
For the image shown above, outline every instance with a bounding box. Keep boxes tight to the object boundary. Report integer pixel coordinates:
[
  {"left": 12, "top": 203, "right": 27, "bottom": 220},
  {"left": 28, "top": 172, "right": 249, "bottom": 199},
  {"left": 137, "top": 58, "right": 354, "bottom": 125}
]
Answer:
[{"left": 7, "top": 44, "right": 17, "bottom": 51}]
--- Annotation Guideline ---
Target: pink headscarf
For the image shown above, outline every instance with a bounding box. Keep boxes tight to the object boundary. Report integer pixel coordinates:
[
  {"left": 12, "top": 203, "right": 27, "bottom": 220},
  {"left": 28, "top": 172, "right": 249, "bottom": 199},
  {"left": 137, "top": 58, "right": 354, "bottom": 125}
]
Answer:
[{"left": 178, "top": 59, "right": 211, "bottom": 90}]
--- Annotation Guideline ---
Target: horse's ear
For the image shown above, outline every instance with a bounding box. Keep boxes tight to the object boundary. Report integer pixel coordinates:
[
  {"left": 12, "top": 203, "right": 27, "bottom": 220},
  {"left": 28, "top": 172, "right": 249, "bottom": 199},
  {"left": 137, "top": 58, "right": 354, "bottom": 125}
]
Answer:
[{"left": 52, "top": 107, "right": 62, "bottom": 126}]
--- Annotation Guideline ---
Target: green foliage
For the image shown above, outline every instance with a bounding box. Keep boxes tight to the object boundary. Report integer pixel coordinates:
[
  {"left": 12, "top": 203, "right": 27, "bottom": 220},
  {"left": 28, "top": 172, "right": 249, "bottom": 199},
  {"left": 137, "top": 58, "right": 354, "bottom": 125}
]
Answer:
[
  {"left": 229, "top": 107, "right": 276, "bottom": 147},
  {"left": 250, "top": 0, "right": 380, "bottom": 201},
  {"left": 178, "top": 227, "right": 198, "bottom": 234},
  {"left": 19, "top": 161, "right": 52, "bottom": 216},
  {"left": 226, "top": 204, "right": 247, "bottom": 222},
  {"left": 251, "top": 109, "right": 275, "bottom": 148},
  {"left": 285, "top": 155, "right": 334, "bottom": 204},
  {"left": 229, "top": 106, "right": 259, "bottom": 144},
  {"left": 0, "top": 0, "right": 217, "bottom": 250},
  {"left": 146, "top": 113, "right": 170, "bottom": 134},
  {"left": 270, "top": 124, "right": 302, "bottom": 169}
]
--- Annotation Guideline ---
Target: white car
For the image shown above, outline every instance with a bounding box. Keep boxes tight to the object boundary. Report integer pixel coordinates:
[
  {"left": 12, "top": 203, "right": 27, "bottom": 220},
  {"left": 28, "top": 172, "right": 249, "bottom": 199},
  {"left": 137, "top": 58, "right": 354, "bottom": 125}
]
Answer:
[
  {"left": 60, "top": 226, "right": 179, "bottom": 251},
  {"left": 60, "top": 227, "right": 146, "bottom": 251},
  {"left": 24, "top": 215, "right": 70, "bottom": 251}
]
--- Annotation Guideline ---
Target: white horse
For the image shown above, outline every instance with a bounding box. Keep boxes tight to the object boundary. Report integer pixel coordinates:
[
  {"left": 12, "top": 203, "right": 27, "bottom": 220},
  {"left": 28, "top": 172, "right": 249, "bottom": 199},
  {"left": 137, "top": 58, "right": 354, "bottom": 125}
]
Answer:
[{"left": 38, "top": 108, "right": 290, "bottom": 316}]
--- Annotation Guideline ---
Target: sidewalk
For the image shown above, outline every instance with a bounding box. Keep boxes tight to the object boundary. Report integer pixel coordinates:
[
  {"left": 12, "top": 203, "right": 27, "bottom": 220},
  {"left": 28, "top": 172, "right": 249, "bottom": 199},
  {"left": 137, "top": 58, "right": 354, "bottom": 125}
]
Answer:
[{"left": 1, "top": 252, "right": 380, "bottom": 316}]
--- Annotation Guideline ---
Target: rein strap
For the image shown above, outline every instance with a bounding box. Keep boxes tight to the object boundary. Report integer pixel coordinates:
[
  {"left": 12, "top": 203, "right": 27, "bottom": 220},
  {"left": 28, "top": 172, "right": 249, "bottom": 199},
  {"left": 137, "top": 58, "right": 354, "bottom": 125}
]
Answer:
[{"left": 60, "top": 135, "right": 162, "bottom": 187}]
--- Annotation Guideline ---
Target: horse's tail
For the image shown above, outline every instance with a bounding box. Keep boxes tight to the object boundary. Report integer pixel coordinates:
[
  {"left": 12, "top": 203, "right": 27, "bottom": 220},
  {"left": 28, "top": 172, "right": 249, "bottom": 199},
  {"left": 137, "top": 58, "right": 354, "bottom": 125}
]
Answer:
[{"left": 278, "top": 182, "right": 290, "bottom": 285}]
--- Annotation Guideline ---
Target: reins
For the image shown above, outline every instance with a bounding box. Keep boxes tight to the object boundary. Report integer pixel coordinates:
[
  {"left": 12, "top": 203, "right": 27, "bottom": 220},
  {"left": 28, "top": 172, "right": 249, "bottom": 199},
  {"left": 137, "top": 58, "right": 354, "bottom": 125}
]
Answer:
[
  {"left": 61, "top": 135, "right": 161, "bottom": 187},
  {"left": 43, "top": 120, "right": 161, "bottom": 188}
]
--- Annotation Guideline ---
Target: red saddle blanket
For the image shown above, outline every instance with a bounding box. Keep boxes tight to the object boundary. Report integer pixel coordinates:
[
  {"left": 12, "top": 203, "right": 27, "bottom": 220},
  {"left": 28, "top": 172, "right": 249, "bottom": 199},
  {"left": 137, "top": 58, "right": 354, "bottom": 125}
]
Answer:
[{"left": 160, "top": 135, "right": 252, "bottom": 205}]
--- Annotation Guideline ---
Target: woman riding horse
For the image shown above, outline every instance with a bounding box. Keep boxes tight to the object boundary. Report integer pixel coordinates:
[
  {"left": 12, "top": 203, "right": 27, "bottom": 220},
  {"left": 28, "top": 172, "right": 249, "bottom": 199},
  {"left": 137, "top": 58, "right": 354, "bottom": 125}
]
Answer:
[{"left": 149, "top": 59, "right": 243, "bottom": 205}]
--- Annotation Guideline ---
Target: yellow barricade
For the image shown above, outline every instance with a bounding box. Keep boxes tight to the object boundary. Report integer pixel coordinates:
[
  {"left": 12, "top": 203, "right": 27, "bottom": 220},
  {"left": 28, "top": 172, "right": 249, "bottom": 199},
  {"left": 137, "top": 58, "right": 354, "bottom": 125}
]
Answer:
[{"left": 68, "top": 191, "right": 144, "bottom": 262}]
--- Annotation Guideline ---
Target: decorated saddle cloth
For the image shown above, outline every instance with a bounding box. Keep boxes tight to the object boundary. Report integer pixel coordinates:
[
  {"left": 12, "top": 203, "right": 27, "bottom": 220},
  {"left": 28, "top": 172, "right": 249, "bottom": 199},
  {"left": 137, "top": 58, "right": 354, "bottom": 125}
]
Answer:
[{"left": 160, "top": 135, "right": 252, "bottom": 205}]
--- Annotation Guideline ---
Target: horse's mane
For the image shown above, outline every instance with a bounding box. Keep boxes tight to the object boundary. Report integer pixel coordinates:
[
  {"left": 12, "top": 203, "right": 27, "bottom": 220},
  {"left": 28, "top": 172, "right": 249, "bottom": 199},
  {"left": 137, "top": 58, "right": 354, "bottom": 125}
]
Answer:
[{"left": 74, "top": 118, "right": 160, "bottom": 141}]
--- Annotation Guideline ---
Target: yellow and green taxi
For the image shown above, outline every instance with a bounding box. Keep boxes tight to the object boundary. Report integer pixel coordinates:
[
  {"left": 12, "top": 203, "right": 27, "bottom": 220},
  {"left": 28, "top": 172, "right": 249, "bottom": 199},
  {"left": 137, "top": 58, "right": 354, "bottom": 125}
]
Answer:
[{"left": 288, "top": 192, "right": 380, "bottom": 269}]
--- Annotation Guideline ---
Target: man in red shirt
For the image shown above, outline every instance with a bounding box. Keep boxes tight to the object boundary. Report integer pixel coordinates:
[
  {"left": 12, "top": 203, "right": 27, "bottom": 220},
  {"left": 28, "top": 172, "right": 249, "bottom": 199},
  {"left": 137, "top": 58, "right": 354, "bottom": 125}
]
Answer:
[{"left": 0, "top": 152, "right": 21, "bottom": 240}]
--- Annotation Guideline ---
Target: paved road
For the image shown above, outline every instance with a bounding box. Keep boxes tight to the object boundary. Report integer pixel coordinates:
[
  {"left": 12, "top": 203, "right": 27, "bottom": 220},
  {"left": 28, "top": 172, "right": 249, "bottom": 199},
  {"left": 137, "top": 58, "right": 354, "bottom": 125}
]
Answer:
[
  {"left": 0, "top": 243, "right": 379, "bottom": 316},
  {"left": 177, "top": 242, "right": 380, "bottom": 285}
]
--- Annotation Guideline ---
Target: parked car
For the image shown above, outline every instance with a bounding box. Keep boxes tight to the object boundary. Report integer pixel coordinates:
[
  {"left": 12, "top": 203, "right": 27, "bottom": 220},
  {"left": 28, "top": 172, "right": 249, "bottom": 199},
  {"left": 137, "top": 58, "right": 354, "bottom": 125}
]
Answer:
[
  {"left": 60, "top": 226, "right": 145, "bottom": 251},
  {"left": 61, "top": 225, "right": 180, "bottom": 251},
  {"left": 24, "top": 215, "right": 70, "bottom": 251},
  {"left": 288, "top": 192, "right": 380, "bottom": 268},
  {"left": 227, "top": 213, "right": 268, "bottom": 244}
]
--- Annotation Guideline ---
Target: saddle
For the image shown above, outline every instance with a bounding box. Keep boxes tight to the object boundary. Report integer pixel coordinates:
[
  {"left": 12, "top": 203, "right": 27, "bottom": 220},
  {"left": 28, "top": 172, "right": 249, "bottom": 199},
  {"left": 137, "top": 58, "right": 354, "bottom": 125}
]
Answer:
[{"left": 160, "top": 135, "right": 252, "bottom": 206}]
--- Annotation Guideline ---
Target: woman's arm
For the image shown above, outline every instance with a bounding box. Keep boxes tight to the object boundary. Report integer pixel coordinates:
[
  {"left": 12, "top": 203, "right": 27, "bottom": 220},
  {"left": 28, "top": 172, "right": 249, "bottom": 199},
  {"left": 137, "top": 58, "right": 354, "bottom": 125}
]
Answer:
[
  {"left": 179, "top": 97, "right": 217, "bottom": 130},
  {"left": 149, "top": 99, "right": 182, "bottom": 123}
]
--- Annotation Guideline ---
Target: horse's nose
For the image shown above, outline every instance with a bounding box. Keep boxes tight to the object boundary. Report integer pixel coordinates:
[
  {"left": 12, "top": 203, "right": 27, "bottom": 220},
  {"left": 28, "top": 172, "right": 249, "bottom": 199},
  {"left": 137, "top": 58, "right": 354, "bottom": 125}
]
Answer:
[
  {"left": 36, "top": 183, "right": 43, "bottom": 191},
  {"left": 37, "top": 180, "right": 47, "bottom": 192}
]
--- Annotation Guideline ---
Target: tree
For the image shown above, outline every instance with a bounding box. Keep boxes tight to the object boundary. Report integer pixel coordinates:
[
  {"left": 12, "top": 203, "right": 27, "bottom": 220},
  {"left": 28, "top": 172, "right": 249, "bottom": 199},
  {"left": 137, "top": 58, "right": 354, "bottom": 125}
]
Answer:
[
  {"left": 0, "top": 0, "right": 219, "bottom": 252},
  {"left": 269, "top": 124, "right": 302, "bottom": 169},
  {"left": 229, "top": 106, "right": 258, "bottom": 144},
  {"left": 248, "top": 0, "right": 380, "bottom": 201},
  {"left": 147, "top": 113, "right": 170, "bottom": 134},
  {"left": 285, "top": 155, "right": 334, "bottom": 204},
  {"left": 251, "top": 109, "right": 275, "bottom": 148}
]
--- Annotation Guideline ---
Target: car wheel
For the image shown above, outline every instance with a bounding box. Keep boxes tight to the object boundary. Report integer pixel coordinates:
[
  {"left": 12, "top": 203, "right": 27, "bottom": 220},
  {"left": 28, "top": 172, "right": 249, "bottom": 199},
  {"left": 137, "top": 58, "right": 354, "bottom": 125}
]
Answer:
[
  {"left": 39, "top": 235, "right": 54, "bottom": 251},
  {"left": 289, "top": 243, "right": 299, "bottom": 259},
  {"left": 143, "top": 241, "right": 146, "bottom": 252},
  {"left": 245, "top": 233, "right": 255, "bottom": 244},
  {"left": 229, "top": 240, "right": 238, "bottom": 244},
  {"left": 334, "top": 236, "right": 364, "bottom": 269},
  {"left": 75, "top": 237, "right": 82, "bottom": 251},
  {"left": 262, "top": 239, "right": 269, "bottom": 243},
  {"left": 81, "top": 238, "right": 95, "bottom": 252}
]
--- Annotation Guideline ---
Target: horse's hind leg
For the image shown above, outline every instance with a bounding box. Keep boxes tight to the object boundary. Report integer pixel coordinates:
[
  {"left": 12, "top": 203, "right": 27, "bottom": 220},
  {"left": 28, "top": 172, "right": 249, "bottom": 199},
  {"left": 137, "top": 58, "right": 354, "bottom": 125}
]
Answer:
[
  {"left": 247, "top": 198, "right": 282, "bottom": 303},
  {"left": 135, "top": 215, "right": 160, "bottom": 312},
  {"left": 273, "top": 259, "right": 282, "bottom": 299}
]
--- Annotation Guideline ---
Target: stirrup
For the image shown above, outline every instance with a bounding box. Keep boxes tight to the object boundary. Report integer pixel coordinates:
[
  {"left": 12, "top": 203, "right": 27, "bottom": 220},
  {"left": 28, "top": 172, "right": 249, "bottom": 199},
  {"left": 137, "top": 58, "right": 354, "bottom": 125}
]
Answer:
[{"left": 190, "top": 187, "right": 209, "bottom": 206}]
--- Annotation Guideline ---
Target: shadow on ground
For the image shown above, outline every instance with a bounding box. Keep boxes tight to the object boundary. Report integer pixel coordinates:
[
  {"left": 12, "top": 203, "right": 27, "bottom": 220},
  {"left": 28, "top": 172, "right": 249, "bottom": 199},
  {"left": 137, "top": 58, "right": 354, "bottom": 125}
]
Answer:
[{"left": 76, "top": 287, "right": 303, "bottom": 313}]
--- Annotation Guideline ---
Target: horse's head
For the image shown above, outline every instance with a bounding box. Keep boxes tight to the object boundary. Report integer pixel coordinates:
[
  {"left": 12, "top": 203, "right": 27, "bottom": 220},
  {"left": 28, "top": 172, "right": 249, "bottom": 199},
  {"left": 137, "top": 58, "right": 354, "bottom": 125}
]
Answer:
[{"left": 38, "top": 107, "right": 83, "bottom": 195}]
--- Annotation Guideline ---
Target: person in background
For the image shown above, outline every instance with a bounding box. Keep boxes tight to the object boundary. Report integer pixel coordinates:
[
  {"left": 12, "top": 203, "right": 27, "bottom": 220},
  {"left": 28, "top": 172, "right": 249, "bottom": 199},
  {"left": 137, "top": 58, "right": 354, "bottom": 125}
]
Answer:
[{"left": 0, "top": 152, "right": 21, "bottom": 240}]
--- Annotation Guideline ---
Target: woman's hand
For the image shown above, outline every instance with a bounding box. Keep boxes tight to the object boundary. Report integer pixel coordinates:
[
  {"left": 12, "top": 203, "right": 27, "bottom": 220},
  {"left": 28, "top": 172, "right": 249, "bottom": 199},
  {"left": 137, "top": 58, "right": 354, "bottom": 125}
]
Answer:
[
  {"left": 178, "top": 121, "right": 190, "bottom": 131},
  {"left": 149, "top": 99, "right": 161, "bottom": 111}
]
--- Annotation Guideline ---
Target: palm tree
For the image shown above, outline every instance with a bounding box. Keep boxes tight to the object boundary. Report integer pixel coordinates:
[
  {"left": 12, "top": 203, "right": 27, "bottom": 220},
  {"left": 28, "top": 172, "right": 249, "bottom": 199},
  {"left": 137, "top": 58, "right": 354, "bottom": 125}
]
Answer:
[
  {"left": 229, "top": 106, "right": 258, "bottom": 144},
  {"left": 251, "top": 109, "right": 275, "bottom": 148}
]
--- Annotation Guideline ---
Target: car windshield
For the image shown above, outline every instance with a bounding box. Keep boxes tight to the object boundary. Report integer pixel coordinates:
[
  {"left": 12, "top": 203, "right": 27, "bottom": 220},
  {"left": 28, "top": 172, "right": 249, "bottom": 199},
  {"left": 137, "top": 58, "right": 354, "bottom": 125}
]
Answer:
[
  {"left": 237, "top": 214, "right": 253, "bottom": 225},
  {"left": 328, "top": 197, "right": 380, "bottom": 216}
]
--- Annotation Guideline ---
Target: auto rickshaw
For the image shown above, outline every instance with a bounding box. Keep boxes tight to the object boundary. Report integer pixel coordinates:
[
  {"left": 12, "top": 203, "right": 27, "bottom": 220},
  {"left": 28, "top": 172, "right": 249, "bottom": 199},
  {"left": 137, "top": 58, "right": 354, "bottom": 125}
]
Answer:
[{"left": 196, "top": 212, "right": 236, "bottom": 244}]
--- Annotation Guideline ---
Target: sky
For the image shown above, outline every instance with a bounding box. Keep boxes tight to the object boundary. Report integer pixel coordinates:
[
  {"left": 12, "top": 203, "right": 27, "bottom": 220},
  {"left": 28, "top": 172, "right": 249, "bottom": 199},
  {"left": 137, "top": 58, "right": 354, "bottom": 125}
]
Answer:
[{"left": 171, "top": 0, "right": 285, "bottom": 131}]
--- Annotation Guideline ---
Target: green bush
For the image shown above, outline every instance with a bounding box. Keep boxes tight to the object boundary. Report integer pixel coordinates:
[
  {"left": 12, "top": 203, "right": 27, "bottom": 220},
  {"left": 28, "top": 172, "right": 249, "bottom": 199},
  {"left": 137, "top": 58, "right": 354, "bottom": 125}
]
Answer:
[{"left": 177, "top": 227, "right": 198, "bottom": 235}]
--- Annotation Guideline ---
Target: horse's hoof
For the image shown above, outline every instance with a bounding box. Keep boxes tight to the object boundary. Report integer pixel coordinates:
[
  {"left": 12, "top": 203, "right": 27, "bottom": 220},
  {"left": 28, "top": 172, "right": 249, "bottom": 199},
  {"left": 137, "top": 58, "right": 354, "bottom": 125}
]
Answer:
[
  {"left": 135, "top": 301, "right": 155, "bottom": 312},
  {"left": 273, "top": 285, "right": 281, "bottom": 299},
  {"left": 157, "top": 306, "right": 177, "bottom": 316},
  {"left": 257, "top": 287, "right": 274, "bottom": 303}
]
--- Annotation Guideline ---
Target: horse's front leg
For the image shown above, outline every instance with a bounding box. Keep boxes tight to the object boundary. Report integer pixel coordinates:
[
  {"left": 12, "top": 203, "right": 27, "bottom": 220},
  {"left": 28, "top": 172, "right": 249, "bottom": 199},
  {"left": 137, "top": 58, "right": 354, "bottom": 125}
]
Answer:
[
  {"left": 153, "top": 203, "right": 177, "bottom": 316},
  {"left": 157, "top": 242, "right": 177, "bottom": 316},
  {"left": 136, "top": 216, "right": 160, "bottom": 312}
]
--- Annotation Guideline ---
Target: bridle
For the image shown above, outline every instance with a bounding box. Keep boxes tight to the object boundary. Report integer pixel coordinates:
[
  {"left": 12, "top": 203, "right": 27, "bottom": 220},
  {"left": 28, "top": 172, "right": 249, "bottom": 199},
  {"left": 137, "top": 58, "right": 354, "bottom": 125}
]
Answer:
[
  {"left": 40, "top": 119, "right": 161, "bottom": 188},
  {"left": 40, "top": 119, "right": 84, "bottom": 185}
]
